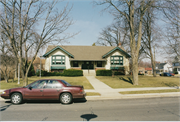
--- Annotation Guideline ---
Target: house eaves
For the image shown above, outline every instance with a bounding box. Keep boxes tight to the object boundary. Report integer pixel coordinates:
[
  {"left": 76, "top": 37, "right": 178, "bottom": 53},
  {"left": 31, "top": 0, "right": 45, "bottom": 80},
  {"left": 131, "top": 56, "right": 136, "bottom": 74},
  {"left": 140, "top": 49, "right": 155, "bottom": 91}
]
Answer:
[
  {"left": 102, "top": 47, "right": 131, "bottom": 58},
  {"left": 43, "top": 46, "right": 74, "bottom": 58}
]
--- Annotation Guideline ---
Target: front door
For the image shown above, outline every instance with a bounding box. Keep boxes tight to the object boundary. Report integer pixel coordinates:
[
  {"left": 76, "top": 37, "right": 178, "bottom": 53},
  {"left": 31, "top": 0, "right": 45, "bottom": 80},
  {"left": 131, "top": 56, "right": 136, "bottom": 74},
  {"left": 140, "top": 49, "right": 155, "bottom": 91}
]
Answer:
[
  {"left": 24, "top": 80, "right": 48, "bottom": 99},
  {"left": 82, "top": 61, "right": 94, "bottom": 69}
]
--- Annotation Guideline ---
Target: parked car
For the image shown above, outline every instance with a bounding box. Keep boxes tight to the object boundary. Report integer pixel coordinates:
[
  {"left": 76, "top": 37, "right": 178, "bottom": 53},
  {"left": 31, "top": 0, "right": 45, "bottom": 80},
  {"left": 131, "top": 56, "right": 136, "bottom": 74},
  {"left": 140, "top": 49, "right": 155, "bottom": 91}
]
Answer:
[
  {"left": 1, "top": 79, "right": 86, "bottom": 104},
  {"left": 160, "top": 72, "right": 172, "bottom": 76},
  {"left": 169, "top": 72, "right": 175, "bottom": 76}
]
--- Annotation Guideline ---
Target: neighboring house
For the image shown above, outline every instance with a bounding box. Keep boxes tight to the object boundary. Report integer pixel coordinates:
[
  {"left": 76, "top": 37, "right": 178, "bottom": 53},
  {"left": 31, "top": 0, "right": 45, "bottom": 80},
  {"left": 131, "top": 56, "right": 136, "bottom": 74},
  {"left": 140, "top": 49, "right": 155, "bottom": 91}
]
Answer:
[
  {"left": 145, "top": 68, "right": 152, "bottom": 75},
  {"left": 155, "top": 62, "right": 173, "bottom": 74},
  {"left": 138, "top": 67, "right": 152, "bottom": 75},
  {"left": 43, "top": 45, "right": 131, "bottom": 75},
  {"left": 138, "top": 67, "right": 145, "bottom": 74},
  {"left": 32, "top": 57, "right": 45, "bottom": 73},
  {"left": 172, "top": 56, "right": 180, "bottom": 74}
]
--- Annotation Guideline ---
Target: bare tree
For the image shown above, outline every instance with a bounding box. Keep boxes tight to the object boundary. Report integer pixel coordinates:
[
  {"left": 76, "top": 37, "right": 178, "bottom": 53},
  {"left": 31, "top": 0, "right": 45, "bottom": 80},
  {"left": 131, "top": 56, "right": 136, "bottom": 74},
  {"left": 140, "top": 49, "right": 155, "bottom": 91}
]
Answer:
[
  {"left": 162, "top": 1, "right": 180, "bottom": 58},
  {"left": 0, "top": 34, "right": 16, "bottom": 82},
  {"left": 96, "top": 22, "right": 129, "bottom": 48},
  {"left": 141, "top": 7, "right": 159, "bottom": 77},
  {"left": 0, "top": 0, "right": 77, "bottom": 86},
  {"left": 96, "top": 0, "right": 155, "bottom": 85}
]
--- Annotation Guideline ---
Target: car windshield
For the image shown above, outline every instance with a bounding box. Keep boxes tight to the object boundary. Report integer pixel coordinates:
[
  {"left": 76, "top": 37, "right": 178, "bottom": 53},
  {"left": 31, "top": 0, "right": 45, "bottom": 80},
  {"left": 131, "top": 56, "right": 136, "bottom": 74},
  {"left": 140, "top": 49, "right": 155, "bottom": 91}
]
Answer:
[
  {"left": 25, "top": 82, "right": 34, "bottom": 88},
  {"left": 61, "top": 80, "right": 71, "bottom": 86}
]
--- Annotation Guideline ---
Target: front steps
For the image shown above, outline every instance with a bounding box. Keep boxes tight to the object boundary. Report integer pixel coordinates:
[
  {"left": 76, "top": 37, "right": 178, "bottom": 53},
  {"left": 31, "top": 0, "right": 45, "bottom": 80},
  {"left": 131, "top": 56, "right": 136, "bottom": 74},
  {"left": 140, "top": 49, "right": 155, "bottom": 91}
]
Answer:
[{"left": 83, "top": 70, "right": 96, "bottom": 76}]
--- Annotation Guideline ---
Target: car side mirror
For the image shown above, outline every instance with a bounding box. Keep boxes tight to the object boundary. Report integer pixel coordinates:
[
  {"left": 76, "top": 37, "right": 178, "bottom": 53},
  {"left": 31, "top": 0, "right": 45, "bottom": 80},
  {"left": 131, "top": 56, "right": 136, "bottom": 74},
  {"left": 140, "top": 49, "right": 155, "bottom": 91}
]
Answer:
[{"left": 29, "top": 86, "right": 32, "bottom": 90}]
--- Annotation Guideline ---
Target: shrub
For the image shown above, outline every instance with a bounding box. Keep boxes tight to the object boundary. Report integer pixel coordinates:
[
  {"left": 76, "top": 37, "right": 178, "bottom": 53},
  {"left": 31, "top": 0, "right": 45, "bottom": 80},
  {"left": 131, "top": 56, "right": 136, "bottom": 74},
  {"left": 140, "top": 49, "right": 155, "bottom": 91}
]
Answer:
[
  {"left": 49, "top": 72, "right": 62, "bottom": 76},
  {"left": 138, "top": 73, "right": 144, "bottom": 75},
  {"left": 173, "top": 71, "right": 178, "bottom": 74},
  {"left": 96, "top": 70, "right": 112, "bottom": 76},
  {"left": 28, "top": 63, "right": 35, "bottom": 77},
  {"left": 36, "top": 70, "right": 48, "bottom": 76},
  {"left": 36, "top": 70, "right": 62, "bottom": 76},
  {"left": 61, "top": 69, "right": 83, "bottom": 76}
]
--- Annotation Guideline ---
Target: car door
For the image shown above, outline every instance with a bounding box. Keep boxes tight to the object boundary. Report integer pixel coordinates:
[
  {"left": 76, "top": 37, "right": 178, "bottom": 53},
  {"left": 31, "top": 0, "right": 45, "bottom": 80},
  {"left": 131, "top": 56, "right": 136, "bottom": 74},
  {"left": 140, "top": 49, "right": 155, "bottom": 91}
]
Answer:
[
  {"left": 42, "top": 80, "right": 63, "bottom": 100},
  {"left": 24, "top": 80, "right": 47, "bottom": 100}
]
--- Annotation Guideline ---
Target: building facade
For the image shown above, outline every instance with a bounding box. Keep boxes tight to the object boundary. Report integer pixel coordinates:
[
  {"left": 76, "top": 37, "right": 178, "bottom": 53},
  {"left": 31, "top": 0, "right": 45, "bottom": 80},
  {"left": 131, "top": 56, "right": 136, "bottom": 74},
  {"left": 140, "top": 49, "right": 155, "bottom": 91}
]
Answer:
[{"left": 43, "top": 46, "right": 131, "bottom": 75}]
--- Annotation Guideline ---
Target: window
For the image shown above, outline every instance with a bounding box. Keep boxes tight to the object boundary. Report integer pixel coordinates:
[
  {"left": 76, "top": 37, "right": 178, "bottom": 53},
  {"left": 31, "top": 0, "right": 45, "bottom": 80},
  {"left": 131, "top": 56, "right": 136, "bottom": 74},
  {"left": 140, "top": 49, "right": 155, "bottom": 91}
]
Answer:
[
  {"left": 97, "top": 61, "right": 102, "bottom": 67},
  {"left": 44, "top": 80, "right": 62, "bottom": 89},
  {"left": 175, "top": 63, "right": 180, "bottom": 66},
  {"left": 111, "top": 56, "right": 123, "bottom": 65},
  {"left": 30, "top": 80, "right": 48, "bottom": 89},
  {"left": 73, "top": 61, "right": 78, "bottom": 67},
  {"left": 61, "top": 80, "right": 71, "bottom": 86},
  {"left": 52, "top": 55, "right": 65, "bottom": 65}
]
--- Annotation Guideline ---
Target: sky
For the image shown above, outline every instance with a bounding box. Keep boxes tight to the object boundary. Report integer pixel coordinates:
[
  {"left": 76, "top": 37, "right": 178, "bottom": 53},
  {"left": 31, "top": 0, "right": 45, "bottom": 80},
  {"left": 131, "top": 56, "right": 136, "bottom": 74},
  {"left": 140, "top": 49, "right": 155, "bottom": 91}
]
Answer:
[
  {"left": 56, "top": 0, "right": 114, "bottom": 46},
  {"left": 38, "top": 0, "right": 165, "bottom": 62}
]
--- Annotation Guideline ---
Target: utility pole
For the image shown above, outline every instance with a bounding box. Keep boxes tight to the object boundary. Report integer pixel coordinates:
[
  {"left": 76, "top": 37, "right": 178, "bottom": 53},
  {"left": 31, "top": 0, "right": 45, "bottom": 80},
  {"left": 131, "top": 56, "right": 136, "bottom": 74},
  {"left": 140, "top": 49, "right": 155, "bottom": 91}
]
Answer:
[
  {"left": 154, "top": 45, "right": 155, "bottom": 65},
  {"left": 40, "top": 56, "right": 41, "bottom": 77},
  {"left": 17, "top": 39, "right": 20, "bottom": 84},
  {"left": 154, "top": 45, "right": 156, "bottom": 76}
]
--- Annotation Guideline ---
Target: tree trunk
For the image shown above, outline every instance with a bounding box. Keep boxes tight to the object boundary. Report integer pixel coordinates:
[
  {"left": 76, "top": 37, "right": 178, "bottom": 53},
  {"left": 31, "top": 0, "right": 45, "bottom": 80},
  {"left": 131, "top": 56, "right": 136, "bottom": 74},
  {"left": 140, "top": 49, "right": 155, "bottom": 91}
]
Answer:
[
  {"left": 24, "top": 74, "right": 28, "bottom": 86},
  {"left": 14, "top": 60, "right": 18, "bottom": 78},
  {"left": 150, "top": 55, "right": 156, "bottom": 77},
  {"left": 4, "top": 76, "right": 8, "bottom": 83},
  {"left": 132, "top": 58, "right": 138, "bottom": 85}
]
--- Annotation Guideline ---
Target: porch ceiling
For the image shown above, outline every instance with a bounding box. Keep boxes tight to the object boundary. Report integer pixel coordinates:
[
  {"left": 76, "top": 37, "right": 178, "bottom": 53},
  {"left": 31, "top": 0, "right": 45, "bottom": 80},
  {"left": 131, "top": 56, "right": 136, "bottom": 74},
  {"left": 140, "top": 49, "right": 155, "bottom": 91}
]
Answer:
[{"left": 69, "top": 59, "right": 106, "bottom": 61}]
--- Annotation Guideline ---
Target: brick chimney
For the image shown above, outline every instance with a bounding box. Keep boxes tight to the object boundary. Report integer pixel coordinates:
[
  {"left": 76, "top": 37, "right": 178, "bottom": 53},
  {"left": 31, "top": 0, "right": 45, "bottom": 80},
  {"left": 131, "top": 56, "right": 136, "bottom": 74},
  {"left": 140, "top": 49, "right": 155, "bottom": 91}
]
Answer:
[{"left": 118, "top": 42, "right": 121, "bottom": 47}]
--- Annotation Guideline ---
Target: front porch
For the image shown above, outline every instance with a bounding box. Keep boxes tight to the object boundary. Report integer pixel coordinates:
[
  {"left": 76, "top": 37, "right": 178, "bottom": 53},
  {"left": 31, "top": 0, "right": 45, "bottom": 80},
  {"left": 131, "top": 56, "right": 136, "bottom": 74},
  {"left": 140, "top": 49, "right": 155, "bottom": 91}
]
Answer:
[{"left": 70, "top": 61, "right": 106, "bottom": 70}]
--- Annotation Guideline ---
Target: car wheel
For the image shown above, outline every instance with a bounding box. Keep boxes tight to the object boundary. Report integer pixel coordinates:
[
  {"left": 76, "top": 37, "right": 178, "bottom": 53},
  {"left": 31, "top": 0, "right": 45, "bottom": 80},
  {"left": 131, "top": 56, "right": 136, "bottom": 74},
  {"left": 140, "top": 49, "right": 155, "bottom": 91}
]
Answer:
[
  {"left": 60, "top": 93, "right": 72, "bottom": 104},
  {"left": 11, "top": 93, "right": 22, "bottom": 104}
]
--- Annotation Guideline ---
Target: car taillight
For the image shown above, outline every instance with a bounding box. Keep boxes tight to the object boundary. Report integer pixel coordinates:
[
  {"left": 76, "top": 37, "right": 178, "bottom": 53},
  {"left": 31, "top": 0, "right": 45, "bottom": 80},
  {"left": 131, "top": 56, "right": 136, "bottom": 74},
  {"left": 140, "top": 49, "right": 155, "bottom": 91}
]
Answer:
[{"left": 80, "top": 89, "right": 84, "bottom": 93}]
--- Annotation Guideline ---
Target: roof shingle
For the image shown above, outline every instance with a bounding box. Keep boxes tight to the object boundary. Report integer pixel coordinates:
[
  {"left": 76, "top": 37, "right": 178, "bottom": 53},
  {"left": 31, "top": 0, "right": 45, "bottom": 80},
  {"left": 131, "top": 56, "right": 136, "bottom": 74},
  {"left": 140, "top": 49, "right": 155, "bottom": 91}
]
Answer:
[{"left": 44, "top": 45, "right": 129, "bottom": 61}]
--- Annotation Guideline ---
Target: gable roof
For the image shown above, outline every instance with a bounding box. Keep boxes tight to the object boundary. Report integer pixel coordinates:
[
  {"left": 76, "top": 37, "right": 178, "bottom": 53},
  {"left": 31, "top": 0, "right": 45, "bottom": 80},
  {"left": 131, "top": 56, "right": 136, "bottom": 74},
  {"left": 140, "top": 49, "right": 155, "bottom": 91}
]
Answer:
[
  {"left": 155, "top": 62, "right": 172, "bottom": 69},
  {"left": 145, "top": 68, "right": 152, "bottom": 71},
  {"left": 43, "top": 45, "right": 131, "bottom": 61},
  {"left": 156, "top": 63, "right": 166, "bottom": 69},
  {"left": 102, "top": 47, "right": 131, "bottom": 58},
  {"left": 43, "top": 46, "right": 74, "bottom": 58}
]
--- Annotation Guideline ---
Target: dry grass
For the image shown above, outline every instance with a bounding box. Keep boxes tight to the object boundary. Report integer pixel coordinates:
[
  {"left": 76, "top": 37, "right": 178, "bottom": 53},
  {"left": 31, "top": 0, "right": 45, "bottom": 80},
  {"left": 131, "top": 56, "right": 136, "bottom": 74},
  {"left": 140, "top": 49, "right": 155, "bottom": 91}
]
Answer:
[
  {"left": 96, "top": 75, "right": 180, "bottom": 88},
  {"left": 119, "top": 89, "right": 180, "bottom": 94},
  {"left": 0, "top": 76, "right": 94, "bottom": 89},
  {"left": 86, "top": 92, "right": 101, "bottom": 96}
]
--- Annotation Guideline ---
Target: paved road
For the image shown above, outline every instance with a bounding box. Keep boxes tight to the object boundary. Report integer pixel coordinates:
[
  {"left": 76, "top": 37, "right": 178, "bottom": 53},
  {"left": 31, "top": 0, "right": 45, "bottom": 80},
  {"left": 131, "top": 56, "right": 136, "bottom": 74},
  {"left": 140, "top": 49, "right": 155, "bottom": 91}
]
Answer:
[{"left": 0, "top": 97, "right": 179, "bottom": 121}]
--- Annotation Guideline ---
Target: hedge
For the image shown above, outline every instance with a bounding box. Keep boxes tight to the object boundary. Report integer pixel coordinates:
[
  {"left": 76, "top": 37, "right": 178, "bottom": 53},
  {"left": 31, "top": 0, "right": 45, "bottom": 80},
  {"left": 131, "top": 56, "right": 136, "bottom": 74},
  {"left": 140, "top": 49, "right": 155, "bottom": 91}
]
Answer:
[
  {"left": 62, "top": 69, "right": 83, "bottom": 76},
  {"left": 173, "top": 71, "right": 178, "bottom": 74},
  {"left": 96, "top": 69, "right": 125, "bottom": 76},
  {"left": 36, "top": 69, "right": 83, "bottom": 77},
  {"left": 96, "top": 69, "right": 112, "bottom": 76}
]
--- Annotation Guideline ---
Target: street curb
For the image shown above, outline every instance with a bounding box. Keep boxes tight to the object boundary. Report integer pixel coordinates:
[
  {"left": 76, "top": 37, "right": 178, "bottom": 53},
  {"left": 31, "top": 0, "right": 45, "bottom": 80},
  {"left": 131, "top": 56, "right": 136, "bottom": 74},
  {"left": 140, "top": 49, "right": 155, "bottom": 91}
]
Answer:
[
  {"left": 0, "top": 92, "right": 179, "bottom": 102},
  {"left": 85, "top": 92, "right": 180, "bottom": 100}
]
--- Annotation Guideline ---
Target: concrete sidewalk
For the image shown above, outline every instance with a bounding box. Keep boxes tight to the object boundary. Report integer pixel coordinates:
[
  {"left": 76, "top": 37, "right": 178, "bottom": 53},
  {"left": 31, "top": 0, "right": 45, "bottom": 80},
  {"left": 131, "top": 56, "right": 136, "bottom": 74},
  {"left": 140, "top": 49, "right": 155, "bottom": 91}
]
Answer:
[
  {"left": 85, "top": 76, "right": 180, "bottom": 100},
  {"left": 85, "top": 76, "right": 121, "bottom": 97},
  {"left": 0, "top": 76, "right": 179, "bottom": 101}
]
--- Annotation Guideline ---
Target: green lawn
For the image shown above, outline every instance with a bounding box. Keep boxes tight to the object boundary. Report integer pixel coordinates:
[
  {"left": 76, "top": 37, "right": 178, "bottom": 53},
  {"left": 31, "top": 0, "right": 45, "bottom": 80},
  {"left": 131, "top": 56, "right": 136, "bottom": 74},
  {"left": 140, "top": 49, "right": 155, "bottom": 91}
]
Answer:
[
  {"left": 120, "top": 89, "right": 180, "bottom": 94},
  {"left": 0, "top": 76, "right": 94, "bottom": 90},
  {"left": 96, "top": 75, "right": 180, "bottom": 88}
]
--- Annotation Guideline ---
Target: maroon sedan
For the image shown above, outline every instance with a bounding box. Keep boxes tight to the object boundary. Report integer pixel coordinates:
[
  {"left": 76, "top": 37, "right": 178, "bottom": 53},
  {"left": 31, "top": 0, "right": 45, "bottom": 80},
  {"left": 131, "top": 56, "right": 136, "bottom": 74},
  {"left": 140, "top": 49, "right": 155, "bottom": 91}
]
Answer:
[{"left": 1, "top": 79, "right": 86, "bottom": 104}]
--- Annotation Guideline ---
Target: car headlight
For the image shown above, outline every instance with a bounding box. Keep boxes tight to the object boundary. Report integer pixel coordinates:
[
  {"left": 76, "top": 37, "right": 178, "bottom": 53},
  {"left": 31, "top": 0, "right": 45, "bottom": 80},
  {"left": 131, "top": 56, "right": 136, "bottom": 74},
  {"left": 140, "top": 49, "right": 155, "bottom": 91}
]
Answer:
[{"left": 2, "top": 91, "right": 6, "bottom": 94}]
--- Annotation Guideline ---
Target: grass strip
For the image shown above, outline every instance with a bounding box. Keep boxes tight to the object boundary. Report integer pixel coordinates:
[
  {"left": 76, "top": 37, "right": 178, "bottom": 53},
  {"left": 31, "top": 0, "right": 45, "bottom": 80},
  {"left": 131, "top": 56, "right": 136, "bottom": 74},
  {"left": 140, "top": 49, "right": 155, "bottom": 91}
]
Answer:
[
  {"left": 119, "top": 89, "right": 180, "bottom": 94},
  {"left": 0, "top": 76, "right": 94, "bottom": 89},
  {"left": 96, "top": 75, "right": 180, "bottom": 88},
  {"left": 86, "top": 92, "right": 101, "bottom": 96}
]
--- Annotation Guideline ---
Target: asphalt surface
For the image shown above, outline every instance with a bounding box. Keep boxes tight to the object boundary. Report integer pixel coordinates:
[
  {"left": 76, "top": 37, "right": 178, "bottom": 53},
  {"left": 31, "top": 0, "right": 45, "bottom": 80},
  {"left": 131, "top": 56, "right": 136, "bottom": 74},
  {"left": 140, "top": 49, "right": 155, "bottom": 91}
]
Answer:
[{"left": 0, "top": 97, "right": 180, "bottom": 121}]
